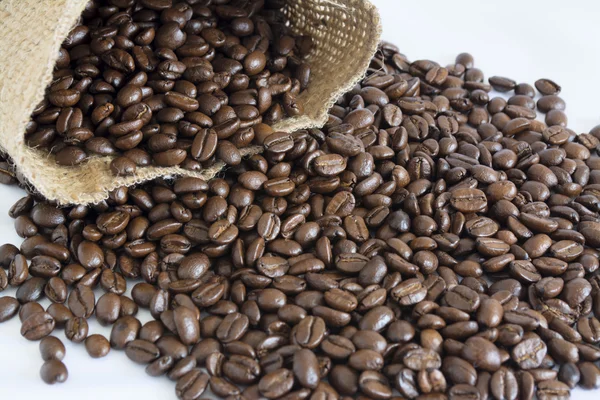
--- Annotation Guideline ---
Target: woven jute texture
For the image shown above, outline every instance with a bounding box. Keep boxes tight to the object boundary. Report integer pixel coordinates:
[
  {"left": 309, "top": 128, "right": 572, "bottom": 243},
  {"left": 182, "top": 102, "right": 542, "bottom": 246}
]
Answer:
[{"left": 0, "top": 0, "right": 381, "bottom": 205}]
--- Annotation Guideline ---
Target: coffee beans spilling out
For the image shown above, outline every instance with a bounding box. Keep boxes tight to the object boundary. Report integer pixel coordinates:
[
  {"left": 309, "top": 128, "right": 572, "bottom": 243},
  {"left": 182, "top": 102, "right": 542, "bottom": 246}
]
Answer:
[
  {"left": 27, "top": 0, "right": 311, "bottom": 176},
  {"left": 4, "top": 37, "right": 600, "bottom": 399}
]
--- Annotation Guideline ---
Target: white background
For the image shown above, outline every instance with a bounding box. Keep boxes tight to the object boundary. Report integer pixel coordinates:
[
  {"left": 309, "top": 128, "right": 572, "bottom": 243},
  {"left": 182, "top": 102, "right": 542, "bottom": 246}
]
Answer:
[{"left": 1, "top": 0, "right": 599, "bottom": 398}]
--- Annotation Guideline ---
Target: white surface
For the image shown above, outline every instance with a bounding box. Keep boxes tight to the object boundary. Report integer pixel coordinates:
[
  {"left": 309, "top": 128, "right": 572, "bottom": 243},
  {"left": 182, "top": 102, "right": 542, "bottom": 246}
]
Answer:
[{"left": 1, "top": 0, "right": 600, "bottom": 398}]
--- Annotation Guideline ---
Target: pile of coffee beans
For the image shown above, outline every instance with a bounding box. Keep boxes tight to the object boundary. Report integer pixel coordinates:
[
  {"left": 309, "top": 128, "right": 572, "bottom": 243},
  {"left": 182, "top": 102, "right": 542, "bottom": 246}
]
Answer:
[
  {"left": 4, "top": 37, "right": 600, "bottom": 399},
  {"left": 26, "top": 0, "right": 311, "bottom": 176}
]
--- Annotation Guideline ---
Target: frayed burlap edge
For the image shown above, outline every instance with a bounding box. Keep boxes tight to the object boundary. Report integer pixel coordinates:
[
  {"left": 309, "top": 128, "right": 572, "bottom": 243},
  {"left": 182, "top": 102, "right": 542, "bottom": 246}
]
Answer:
[{"left": 0, "top": 0, "right": 381, "bottom": 206}]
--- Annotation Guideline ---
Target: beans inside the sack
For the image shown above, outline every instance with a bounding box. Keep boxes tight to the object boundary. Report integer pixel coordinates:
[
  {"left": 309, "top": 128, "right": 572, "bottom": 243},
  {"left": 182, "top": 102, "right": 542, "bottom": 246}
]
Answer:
[{"left": 26, "top": 0, "right": 311, "bottom": 176}]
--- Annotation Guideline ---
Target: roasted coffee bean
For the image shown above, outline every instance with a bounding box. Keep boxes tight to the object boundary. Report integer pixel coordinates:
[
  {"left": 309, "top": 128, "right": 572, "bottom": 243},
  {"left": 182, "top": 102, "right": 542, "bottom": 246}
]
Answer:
[
  {"left": 110, "top": 316, "right": 141, "bottom": 350},
  {"left": 39, "top": 336, "right": 65, "bottom": 361},
  {"left": 442, "top": 356, "right": 477, "bottom": 386},
  {"left": 175, "top": 369, "right": 210, "bottom": 400},
  {"left": 511, "top": 337, "right": 547, "bottom": 369},
  {"left": 125, "top": 339, "right": 161, "bottom": 364},
  {"left": 67, "top": 285, "right": 95, "bottom": 318},
  {"left": 173, "top": 305, "right": 201, "bottom": 345},
  {"left": 21, "top": 312, "right": 55, "bottom": 341},
  {"left": 461, "top": 337, "right": 501, "bottom": 372},
  {"left": 40, "top": 360, "right": 68, "bottom": 385},
  {"left": 0, "top": 296, "right": 20, "bottom": 322},
  {"left": 490, "top": 368, "right": 518, "bottom": 400},
  {"left": 85, "top": 334, "right": 110, "bottom": 359},
  {"left": 558, "top": 362, "right": 581, "bottom": 389},
  {"left": 258, "top": 368, "right": 294, "bottom": 399},
  {"left": 293, "top": 348, "right": 320, "bottom": 389},
  {"left": 65, "top": 317, "right": 88, "bottom": 343}
]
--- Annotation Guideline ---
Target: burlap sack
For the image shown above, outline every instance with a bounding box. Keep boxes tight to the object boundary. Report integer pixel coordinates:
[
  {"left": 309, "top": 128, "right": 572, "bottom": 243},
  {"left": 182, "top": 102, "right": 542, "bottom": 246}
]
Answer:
[{"left": 0, "top": 0, "right": 381, "bottom": 205}]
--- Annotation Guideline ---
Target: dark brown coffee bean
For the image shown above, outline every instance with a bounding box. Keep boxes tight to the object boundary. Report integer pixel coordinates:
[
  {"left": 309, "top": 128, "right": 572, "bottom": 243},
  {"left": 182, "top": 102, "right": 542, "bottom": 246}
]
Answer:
[
  {"left": 125, "top": 339, "right": 161, "bottom": 364},
  {"left": 65, "top": 317, "right": 88, "bottom": 343},
  {"left": 258, "top": 368, "right": 294, "bottom": 399},
  {"left": 21, "top": 312, "right": 55, "bottom": 341},
  {"left": 67, "top": 284, "right": 95, "bottom": 318},
  {"left": 490, "top": 367, "right": 518, "bottom": 400},
  {"left": 173, "top": 305, "right": 201, "bottom": 345},
  {"left": 175, "top": 369, "right": 210, "bottom": 400},
  {"left": 535, "top": 78, "right": 561, "bottom": 95},
  {"left": 292, "top": 348, "right": 320, "bottom": 389},
  {"left": 40, "top": 359, "right": 68, "bottom": 384},
  {"left": 461, "top": 337, "right": 502, "bottom": 372},
  {"left": 85, "top": 334, "right": 110, "bottom": 358},
  {"left": 442, "top": 356, "right": 477, "bottom": 386},
  {"left": 0, "top": 296, "right": 20, "bottom": 322},
  {"left": 578, "top": 362, "right": 600, "bottom": 389},
  {"left": 511, "top": 337, "right": 547, "bottom": 369},
  {"left": 451, "top": 188, "right": 487, "bottom": 213},
  {"left": 110, "top": 316, "right": 141, "bottom": 350},
  {"left": 39, "top": 336, "right": 66, "bottom": 361}
]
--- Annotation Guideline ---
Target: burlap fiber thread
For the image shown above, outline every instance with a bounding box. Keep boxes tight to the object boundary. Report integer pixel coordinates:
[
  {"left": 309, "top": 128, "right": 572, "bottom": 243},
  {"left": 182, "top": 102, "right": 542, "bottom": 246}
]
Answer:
[{"left": 0, "top": 0, "right": 381, "bottom": 205}]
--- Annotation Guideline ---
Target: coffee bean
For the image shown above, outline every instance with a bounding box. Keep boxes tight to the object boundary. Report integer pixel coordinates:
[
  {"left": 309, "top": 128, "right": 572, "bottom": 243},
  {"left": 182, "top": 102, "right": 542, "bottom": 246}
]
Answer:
[
  {"left": 558, "top": 362, "right": 580, "bottom": 389},
  {"left": 461, "top": 337, "right": 501, "bottom": 372},
  {"left": 490, "top": 367, "right": 518, "bottom": 400},
  {"left": 442, "top": 356, "right": 477, "bottom": 385},
  {"left": 110, "top": 316, "right": 141, "bottom": 350},
  {"left": 39, "top": 336, "right": 65, "bottom": 361},
  {"left": 537, "top": 380, "right": 570, "bottom": 400},
  {"left": 258, "top": 368, "right": 294, "bottom": 399},
  {"left": 67, "top": 284, "right": 95, "bottom": 318},
  {"left": 293, "top": 348, "right": 320, "bottom": 389},
  {"left": 451, "top": 188, "right": 487, "bottom": 212},
  {"left": 175, "top": 369, "right": 209, "bottom": 400},
  {"left": 511, "top": 337, "right": 547, "bottom": 369},
  {"left": 548, "top": 338, "right": 579, "bottom": 364},
  {"left": 0, "top": 296, "right": 20, "bottom": 322},
  {"left": 579, "top": 362, "right": 600, "bottom": 389},
  {"left": 535, "top": 78, "right": 561, "bottom": 95},
  {"left": 65, "top": 317, "right": 88, "bottom": 343},
  {"left": 21, "top": 312, "right": 55, "bottom": 341},
  {"left": 173, "top": 305, "right": 200, "bottom": 345},
  {"left": 146, "top": 356, "right": 174, "bottom": 378},
  {"left": 40, "top": 360, "right": 68, "bottom": 385},
  {"left": 125, "top": 339, "right": 161, "bottom": 364},
  {"left": 85, "top": 334, "right": 110, "bottom": 358}
]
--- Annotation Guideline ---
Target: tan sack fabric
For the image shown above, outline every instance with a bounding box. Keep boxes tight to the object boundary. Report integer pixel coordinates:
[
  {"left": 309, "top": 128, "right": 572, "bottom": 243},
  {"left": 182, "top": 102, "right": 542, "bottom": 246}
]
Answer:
[{"left": 0, "top": 0, "right": 381, "bottom": 205}]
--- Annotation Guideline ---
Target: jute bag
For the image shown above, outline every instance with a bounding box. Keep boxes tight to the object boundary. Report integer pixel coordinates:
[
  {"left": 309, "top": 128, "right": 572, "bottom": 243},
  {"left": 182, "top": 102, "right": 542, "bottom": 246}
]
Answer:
[{"left": 0, "top": 0, "right": 381, "bottom": 205}]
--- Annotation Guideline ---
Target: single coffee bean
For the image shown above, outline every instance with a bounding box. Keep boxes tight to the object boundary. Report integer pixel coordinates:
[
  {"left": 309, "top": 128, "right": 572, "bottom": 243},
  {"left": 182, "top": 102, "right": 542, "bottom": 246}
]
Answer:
[
  {"left": 65, "top": 317, "right": 88, "bottom": 343},
  {"left": 125, "top": 339, "right": 161, "bottom": 364},
  {"left": 39, "top": 336, "right": 65, "bottom": 361},
  {"left": 21, "top": 312, "right": 55, "bottom": 341},
  {"left": 67, "top": 284, "right": 95, "bottom": 318},
  {"left": 293, "top": 348, "right": 320, "bottom": 389},
  {"left": 110, "top": 316, "right": 141, "bottom": 350},
  {"left": 175, "top": 369, "right": 210, "bottom": 400},
  {"left": 490, "top": 367, "right": 518, "bottom": 400},
  {"left": 258, "top": 368, "right": 294, "bottom": 399},
  {"left": 537, "top": 380, "right": 570, "bottom": 400},
  {"left": 579, "top": 362, "right": 600, "bottom": 389},
  {"left": 461, "top": 337, "right": 502, "bottom": 372},
  {"left": 511, "top": 337, "right": 547, "bottom": 369},
  {"left": 0, "top": 296, "right": 20, "bottom": 322},
  {"left": 40, "top": 360, "right": 68, "bottom": 385},
  {"left": 85, "top": 334, "right": 110, "bottom": 358},
  {"left": 558, "top": 362, "right": 581, "bottom": 389}
]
